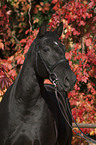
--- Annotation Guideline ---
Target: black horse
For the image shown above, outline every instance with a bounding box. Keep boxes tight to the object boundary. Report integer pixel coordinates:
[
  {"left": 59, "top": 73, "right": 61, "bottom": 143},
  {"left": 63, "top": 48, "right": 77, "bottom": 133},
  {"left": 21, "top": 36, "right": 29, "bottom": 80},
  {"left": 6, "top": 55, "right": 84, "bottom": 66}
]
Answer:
[{"left": 0, "top": 22, "right": 76, "bottom": 145}]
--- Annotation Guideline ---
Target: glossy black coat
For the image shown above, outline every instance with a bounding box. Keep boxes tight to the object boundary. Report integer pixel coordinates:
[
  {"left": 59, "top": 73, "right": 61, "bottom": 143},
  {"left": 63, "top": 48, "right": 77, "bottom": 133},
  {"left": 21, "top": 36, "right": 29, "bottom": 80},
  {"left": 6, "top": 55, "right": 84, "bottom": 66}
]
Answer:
[{"left": 0, "top": 22, "right": 76, "bottom": 145}]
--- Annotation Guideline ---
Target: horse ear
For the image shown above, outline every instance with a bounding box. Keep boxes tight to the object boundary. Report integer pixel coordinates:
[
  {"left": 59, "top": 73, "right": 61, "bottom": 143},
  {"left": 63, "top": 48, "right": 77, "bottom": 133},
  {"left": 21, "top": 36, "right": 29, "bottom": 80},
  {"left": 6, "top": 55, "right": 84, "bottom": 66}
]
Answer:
[
  {"left": 55, "top": 22, "right": 63, "bottom": 37},
  {"left": 37, "top": 21, "right": 47, "bottom": 38}
]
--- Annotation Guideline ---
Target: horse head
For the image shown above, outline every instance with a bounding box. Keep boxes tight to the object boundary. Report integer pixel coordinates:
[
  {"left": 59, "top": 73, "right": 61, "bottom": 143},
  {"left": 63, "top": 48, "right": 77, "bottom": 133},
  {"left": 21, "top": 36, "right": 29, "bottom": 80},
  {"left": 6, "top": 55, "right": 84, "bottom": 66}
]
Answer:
[{"left": 35, "top": 22, "right": 76, "bottom": 92}]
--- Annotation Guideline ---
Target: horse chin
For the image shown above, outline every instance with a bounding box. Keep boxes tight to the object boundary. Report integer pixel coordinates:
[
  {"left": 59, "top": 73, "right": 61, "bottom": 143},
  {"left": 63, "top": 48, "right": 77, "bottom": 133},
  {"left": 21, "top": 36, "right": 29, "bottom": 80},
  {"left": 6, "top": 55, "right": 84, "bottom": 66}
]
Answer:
[{"left": 57, "top": 82, "right": 73, "bottom": 93}]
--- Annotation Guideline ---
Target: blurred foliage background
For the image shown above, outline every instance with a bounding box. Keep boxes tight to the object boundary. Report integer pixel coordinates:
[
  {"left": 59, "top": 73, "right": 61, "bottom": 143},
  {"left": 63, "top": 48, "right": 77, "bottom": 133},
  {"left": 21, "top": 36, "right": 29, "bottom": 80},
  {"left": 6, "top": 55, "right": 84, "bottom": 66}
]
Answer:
[{"left": 0, "top": 0, "right": 96, "bottom": 144}]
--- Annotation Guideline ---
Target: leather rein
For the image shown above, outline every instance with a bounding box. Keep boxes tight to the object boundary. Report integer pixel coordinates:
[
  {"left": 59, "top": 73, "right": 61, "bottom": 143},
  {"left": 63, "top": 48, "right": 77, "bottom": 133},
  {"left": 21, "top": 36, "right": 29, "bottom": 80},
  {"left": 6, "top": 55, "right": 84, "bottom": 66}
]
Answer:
[{"left": 36, "top": 46, "right": 96, "bottom": 144}]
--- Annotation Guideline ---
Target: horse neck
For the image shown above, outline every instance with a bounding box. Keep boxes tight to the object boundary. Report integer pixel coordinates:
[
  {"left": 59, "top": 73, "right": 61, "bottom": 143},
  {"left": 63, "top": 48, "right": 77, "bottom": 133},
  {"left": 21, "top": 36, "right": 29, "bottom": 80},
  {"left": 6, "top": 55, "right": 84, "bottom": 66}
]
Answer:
[{"left": 15, "top": 40, "right": 41, "bottom": 106}]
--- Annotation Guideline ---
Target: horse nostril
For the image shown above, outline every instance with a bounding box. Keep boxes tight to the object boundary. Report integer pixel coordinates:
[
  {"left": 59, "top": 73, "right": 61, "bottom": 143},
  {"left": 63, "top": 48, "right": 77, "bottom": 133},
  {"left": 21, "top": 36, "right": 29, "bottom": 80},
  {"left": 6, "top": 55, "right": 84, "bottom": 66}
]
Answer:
[{"left": 64, "top": 76, "right": 70, "bottom": 87}]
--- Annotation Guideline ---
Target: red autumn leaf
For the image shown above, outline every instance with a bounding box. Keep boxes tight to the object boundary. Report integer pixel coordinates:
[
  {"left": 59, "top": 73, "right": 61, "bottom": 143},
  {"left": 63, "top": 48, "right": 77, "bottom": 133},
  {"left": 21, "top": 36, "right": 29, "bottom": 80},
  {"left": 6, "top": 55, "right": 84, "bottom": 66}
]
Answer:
[
  {"left": 78, "top": 110, "right": 83, "bottom": 116},
  {"left": 65, "top": 52, "right": 72, "bottom": 60},
  {"left": 78, "top": 20, "right": 86, "bottom": 26},
  {"left": 20, "top": 39, "right": 26, "bottom": 43},
  {"left": 15, "top": 55, "right": 24, "bottom": 65},
  {"left": 68, "top": 90, "right": 76, "bottom": 97},
  {"left": 0, "top": 73, "right": 11, "bottom": 89},
  {"left": 88, "top": 1, "right": 95, "bottom": 8},
  {"left": 65, "top": 31, "right": 71, "bottom": 38},
  {"left": 73, "top": 30, "right": 80, "bottom": 36},
  {"left": 40, "top": 2, "right": 44, "bottom": 6},
  {"left": 69, "top": 61, "right": 72, "bottom": 67},
  {"left": 72, "top": 108, "right": 77, "bottom": 121},
  {"left": 52, "top": 4, "right": 58, "bottom": 11},
  {"left": 25, "top": 29, "right": 30, "bottom": 35},
  {"left": 51, "top": 0, "right": 58, "bottom": 4},
  {"left": 0, "top": 42, "right": 4, "bottom": 50},
  {"left": 44, "top": 3, "right": 50, "bottom": 10},
  {"left": 85, "top": 38, "right": 92, "bottom": 46},
  {"left": 8, "top": 69, "right": 17, "bottom": 78},
  {"left": 81, "top": 76, "right": 88, "bottom": 83},
  {"left": 3, "top": 62, "right": 13, "bottom": 70},
  {"left": 33, "top": 7, "right": 38, "bottom": 14}
]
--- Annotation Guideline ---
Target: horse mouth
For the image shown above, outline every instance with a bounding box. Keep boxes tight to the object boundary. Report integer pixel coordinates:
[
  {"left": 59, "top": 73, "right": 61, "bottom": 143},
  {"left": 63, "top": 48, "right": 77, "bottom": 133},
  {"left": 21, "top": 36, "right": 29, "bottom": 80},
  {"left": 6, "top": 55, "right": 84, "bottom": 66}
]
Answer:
[{"left": 57, "top": 81, "right": 74, "bottom": 92}]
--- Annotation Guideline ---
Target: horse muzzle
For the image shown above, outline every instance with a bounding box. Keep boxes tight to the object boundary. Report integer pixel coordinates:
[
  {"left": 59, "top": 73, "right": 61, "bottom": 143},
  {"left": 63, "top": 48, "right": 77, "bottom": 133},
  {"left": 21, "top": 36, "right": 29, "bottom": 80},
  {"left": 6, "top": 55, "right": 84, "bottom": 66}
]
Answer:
[{"left": 63, "top": 73, "right": 76, "bottom": 92}]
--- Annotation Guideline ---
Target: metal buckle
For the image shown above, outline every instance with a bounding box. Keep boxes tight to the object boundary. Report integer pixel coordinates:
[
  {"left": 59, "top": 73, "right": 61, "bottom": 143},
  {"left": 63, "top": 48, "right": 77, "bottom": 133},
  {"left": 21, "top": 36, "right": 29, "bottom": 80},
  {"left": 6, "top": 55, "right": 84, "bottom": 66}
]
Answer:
[{"left": 49, "top": 73, "right": 58, "bottom": 87}]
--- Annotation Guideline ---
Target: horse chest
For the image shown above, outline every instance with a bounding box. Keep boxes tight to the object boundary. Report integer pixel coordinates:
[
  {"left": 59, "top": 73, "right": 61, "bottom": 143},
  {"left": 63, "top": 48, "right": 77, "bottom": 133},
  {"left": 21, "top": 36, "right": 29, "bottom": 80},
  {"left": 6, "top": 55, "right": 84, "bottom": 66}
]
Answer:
[{"left": 8, "top": 97, "right": 56, "bottom": 145}]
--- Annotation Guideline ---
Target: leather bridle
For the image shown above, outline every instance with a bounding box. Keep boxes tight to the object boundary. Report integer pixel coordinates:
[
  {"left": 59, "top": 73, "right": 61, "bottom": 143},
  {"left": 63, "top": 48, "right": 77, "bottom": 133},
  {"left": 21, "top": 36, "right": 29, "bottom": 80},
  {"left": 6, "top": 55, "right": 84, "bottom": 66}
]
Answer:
[
  {"left": 36, "top": 47, "right": 66, "bottom": 87},
  {"left": 36, "top": 45, "right": 96, "bottom": 144}
]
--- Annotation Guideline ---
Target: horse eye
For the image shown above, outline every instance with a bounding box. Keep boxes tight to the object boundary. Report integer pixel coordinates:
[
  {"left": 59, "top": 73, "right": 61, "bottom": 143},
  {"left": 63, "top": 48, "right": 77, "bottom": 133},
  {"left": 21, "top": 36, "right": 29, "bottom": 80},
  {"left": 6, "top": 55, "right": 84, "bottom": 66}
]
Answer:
[{"left": 43, "top": 47, "right": 49, "bottom": 52}]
